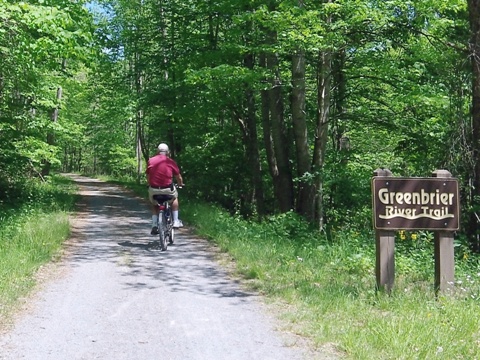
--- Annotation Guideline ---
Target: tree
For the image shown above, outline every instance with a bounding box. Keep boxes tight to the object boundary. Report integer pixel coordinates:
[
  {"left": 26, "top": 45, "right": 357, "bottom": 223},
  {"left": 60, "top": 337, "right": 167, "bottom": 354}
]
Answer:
[
  {"left": 73, "top": 0, "right": 480, "bottom": 243},
  {"left": 467, "top": 0, "right": 480, "bottom": 250},
  {"left": 0, "top": 0, "right": 94, "bottom": 180}
]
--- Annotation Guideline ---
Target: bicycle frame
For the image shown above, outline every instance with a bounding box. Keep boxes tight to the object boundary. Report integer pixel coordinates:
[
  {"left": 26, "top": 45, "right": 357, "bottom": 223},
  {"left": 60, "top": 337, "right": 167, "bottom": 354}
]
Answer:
[{"left": 153, "top": 195, "right": 174, "bottom": 251}]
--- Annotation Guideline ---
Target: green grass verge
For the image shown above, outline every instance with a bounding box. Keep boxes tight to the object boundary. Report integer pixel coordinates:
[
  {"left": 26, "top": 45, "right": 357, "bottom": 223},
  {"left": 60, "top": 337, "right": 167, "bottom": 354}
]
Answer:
[
  {"left": 0, "top": 213, "right": 70, "bottom": 307},
  {"left": 0, "top": 175, "right": 76, "bottom": 320},
  {"left": 179, "top": 201, "right": 480, "bottom": 359}
]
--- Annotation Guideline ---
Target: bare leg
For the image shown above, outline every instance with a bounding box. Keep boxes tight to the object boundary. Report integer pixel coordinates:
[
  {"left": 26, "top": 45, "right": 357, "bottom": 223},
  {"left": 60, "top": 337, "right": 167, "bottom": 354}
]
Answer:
[
  {"left": 171, "top": 198, "right": 179, "bottom": 211},
  {"left": 150, "top": 203, "right": 160, "bottom": 234},
  {"left": 172, "top": 198, "right": 182, "bottom": 227}
]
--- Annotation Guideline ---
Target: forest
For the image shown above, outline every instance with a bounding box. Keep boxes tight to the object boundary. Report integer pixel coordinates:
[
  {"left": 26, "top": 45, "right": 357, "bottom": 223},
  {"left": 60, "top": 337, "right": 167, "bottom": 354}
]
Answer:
[{"left": 1, "top": 0, "right": 480, "bottom": 251}]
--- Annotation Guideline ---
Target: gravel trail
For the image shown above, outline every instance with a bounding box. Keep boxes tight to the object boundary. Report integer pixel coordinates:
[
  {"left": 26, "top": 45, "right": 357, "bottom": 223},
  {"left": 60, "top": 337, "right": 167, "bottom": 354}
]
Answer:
[{"left": 0, "top": 175, "right": 335, "bottom": 360}]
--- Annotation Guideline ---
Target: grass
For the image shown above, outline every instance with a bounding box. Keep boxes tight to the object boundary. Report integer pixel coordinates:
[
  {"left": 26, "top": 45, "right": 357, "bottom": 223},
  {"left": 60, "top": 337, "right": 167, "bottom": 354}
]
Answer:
[
  {"left": 0, "top": 213, "right": 69, "bottom": 305},
  {"left": 178, "top": 200, "right": 480, "bottom": 359},
  {"left": 0, "top": 175, "right": 76, "bottom": 320}
]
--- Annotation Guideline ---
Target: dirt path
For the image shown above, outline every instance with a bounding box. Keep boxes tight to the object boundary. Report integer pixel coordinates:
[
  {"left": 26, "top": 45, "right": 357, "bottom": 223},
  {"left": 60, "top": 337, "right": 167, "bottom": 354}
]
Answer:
[{"left": 0, "top": 175, "right": 334, "bottom": 360}]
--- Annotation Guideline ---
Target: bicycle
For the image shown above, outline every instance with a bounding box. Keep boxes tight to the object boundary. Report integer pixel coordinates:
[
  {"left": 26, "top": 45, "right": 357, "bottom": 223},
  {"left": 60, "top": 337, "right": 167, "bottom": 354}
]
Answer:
[{"left": 152, "top": 185, "right": 181, "bottom": 251}]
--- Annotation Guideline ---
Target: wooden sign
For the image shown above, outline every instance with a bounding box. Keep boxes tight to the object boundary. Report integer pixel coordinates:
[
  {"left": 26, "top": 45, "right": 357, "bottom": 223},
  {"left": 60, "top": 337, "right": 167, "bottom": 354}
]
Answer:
[{"left": 372, "top": 177, "right": 460, "bottom": 230}]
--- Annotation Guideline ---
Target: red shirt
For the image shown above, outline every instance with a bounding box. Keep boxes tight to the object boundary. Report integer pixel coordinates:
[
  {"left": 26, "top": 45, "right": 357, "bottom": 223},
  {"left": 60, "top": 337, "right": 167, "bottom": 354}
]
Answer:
[{"left": 146, "top": 154, "right": 180, "bottom": 187}]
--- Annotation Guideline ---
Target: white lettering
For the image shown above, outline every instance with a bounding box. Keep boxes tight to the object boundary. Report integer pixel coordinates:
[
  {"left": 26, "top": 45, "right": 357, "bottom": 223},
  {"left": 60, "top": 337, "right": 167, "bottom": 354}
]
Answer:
[
  {"left": 378, "top": 188, "right": 455, "bottom": 206},
  {"left": 403, "top": 193, "right": 412, "bottom": 204},
  {"left": 379, "top": 188, "right": 390, "bottom": 204},
  {"left": 395, "top": 192, "right": 404, "bottom": 204}
]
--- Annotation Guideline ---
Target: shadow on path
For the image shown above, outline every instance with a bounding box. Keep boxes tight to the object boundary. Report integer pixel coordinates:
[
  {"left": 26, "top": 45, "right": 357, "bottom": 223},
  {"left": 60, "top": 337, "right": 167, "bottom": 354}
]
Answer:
[{"left": 65, "top": 173, "right": 254, "bottom": 301}]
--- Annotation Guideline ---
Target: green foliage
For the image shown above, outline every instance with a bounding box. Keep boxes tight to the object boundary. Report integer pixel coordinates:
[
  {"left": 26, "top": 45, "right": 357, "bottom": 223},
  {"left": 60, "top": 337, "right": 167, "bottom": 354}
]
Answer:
[
  {"left": 0, "top": 0, "right": 96, "bottom": 179},
  {"left": 73, "top": 0, "right": 477, "bottom": 246},
  {"left": 0, "top": 174, "right": 77, "bottom": 216},
  {"left": 98, "top": 145, "right": 137, "bottom": 177}
]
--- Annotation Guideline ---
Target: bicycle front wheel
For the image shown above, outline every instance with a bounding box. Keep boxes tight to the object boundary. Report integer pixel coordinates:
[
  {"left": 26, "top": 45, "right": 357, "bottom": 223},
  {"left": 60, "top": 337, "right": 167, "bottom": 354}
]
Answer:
[{"left": 158, "top": 216, "right": 168, "bottom": 251}]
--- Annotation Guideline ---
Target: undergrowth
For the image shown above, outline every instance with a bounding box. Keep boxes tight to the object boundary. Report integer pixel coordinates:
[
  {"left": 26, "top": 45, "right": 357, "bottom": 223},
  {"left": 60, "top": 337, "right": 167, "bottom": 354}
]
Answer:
[
  {"left": 180, "top": 201, "right": 480, "bottom": 359},
  {"left": 0, "top": 175, "right": 76, "bottom": 318}
]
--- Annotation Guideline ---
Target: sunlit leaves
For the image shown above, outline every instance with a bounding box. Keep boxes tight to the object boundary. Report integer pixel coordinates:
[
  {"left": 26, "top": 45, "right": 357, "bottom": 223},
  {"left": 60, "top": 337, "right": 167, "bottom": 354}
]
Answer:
[
  {"left": 74, "top": 0, "right": 474, "bottom": 225},
  {"left": 0, "top": 0, "right": 95, "bottom": 177}
]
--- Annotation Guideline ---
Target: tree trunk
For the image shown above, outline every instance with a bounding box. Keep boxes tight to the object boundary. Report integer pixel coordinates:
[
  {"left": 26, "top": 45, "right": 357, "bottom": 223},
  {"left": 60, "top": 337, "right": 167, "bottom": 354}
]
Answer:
[
  {"left": 260, "top": 55, "right": 279, "bottom": 213},
  {"left": 243, "top": 52, "right": 266, "bottom": 218},
  {"left": 77, "top": 148, "right": 82, "bottom": 172},
  {"left": 266, "top": 42, "right": 294, "bottom": 212},
  {"left": 136, "top": 111, "right": 144, "bottom": 182},
  {"left": 468, "top": 0, "right": 480, "bottom": 251},
  {"left": 0, "top": 75, "right": 3, "bottom": 103},
  {"left": 208, "top": 11, "right": 219, "bottom": 51},
  {"left": 313, "top": 48, "right": 332, "bottom": 230},
  {"left": 333, "top": 49, "right": 347, "bottom": 148},
  {"left": 328, "top": 49, "right": 348, "bottom": 214},
  {"left": 134, "top": 50, "right": 147, "bottom": 175},
  {"left": 42, "top": 86, "right": 62, "bottom": 177},
  {"left": 292, "top": 46, "right": 315, "bottom": 220}
]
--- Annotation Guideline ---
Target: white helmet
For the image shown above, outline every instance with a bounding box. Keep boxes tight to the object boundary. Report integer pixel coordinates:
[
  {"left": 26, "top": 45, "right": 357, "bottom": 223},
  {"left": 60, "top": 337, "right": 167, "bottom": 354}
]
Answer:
[{"left": 158, "top": 143, "right": 169, "bottom": 153}]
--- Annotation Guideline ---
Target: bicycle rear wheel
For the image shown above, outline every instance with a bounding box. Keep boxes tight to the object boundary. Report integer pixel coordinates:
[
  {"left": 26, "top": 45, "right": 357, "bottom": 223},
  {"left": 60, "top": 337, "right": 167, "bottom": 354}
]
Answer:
[
  {"left": 165, "top": 207, "right": 174, "bottom": 245},
  {"left": 158, "top": 215, "right": 168, "bottom": 251}
]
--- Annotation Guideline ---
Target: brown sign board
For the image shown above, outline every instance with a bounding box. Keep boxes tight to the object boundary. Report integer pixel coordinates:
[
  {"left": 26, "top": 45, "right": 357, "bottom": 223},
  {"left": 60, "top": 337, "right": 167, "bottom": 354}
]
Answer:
[{"left": 372, "top": 177, "right": 460, "bottom": 230}]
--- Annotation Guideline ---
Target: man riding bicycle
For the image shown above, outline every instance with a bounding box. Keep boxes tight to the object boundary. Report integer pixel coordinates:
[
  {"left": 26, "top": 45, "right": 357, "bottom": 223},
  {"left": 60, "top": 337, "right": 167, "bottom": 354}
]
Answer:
[{"left": 146, "top": 143, "right": 184, "bottom": 235}]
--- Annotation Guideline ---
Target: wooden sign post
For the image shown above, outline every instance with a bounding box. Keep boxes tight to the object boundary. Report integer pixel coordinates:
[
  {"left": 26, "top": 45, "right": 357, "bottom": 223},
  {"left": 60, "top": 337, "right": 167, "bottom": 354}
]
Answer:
[
  {"left": 373, "top": 168, "right": 395, "bottom": 293},
  {"left": 432, "top": 170, "right": 455, "bottom": 292},
  {"left": 372, "top": 169, "right": 459, "bottom": 294}
]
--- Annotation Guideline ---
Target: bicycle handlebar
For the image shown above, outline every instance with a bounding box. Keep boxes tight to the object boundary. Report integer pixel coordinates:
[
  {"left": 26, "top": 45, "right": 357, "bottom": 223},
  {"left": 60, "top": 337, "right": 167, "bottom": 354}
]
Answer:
[{"left": 147, "top": 183, "right": 185, "bottom": 189}]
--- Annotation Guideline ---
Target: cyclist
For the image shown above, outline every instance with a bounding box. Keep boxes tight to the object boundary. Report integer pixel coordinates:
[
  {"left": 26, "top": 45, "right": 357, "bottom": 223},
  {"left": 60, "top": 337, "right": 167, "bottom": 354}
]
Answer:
[{"left": 146, "top": 143, "right": 184, "bottom": 235}]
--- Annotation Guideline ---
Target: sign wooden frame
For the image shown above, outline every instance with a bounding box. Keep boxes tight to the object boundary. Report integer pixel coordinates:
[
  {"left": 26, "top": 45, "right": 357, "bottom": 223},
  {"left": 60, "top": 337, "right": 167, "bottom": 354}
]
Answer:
[
  {"left": 372, "top": 177, "right": 460, "bottom": 231},
  {"left": 372, "top": 169, "right": 458, "bottom": 294}
]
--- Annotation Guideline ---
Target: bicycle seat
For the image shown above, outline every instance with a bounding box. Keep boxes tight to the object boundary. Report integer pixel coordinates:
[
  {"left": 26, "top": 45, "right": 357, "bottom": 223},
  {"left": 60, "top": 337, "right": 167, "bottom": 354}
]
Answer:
[{"left": 153, "top": 194, "right": 174, "bottom": 203}]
